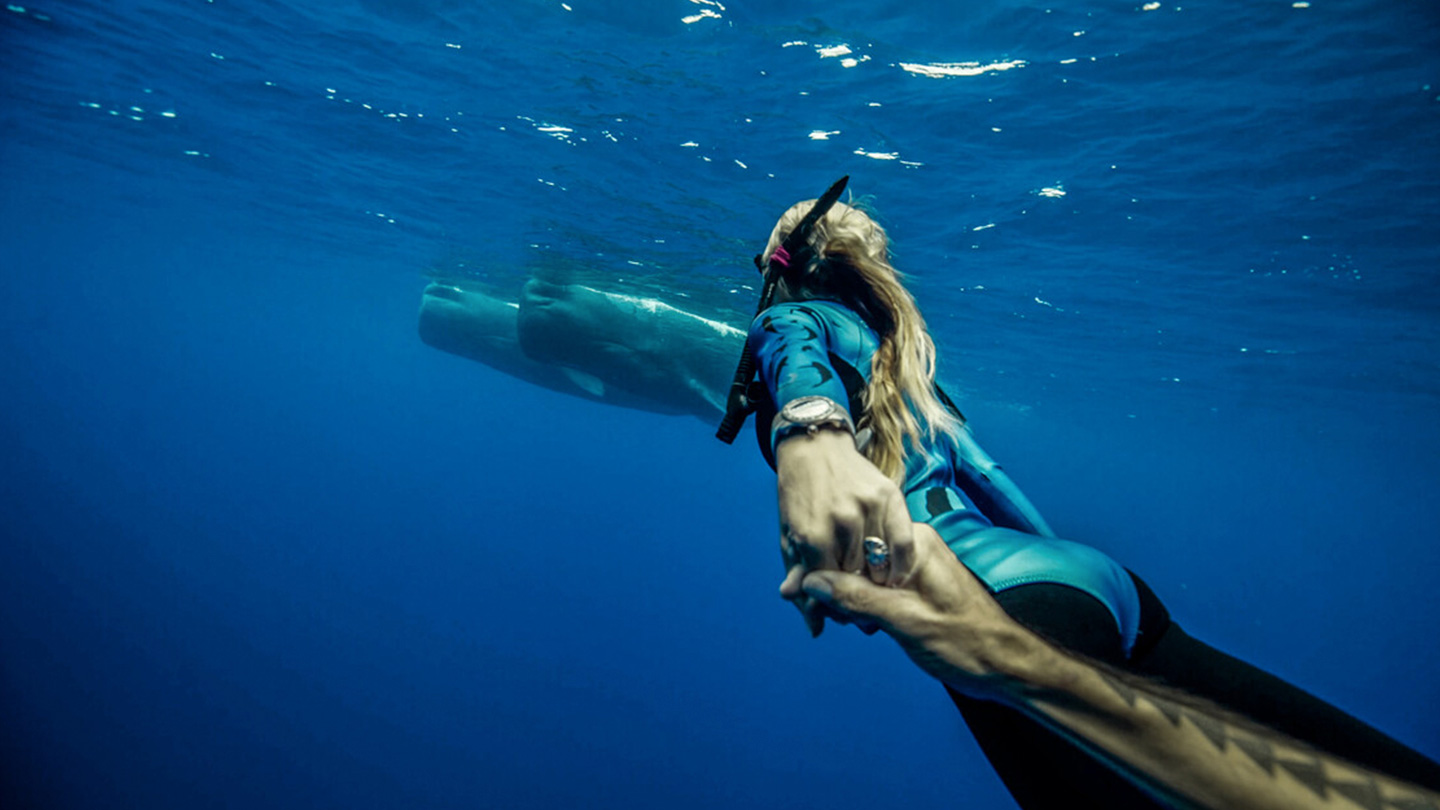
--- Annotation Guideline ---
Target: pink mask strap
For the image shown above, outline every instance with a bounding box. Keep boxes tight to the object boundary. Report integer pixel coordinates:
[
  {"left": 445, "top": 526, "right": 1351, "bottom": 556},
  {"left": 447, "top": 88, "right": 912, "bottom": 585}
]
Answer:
[{"left": 769, "top": 246, "right": 793, "bottom": 268}]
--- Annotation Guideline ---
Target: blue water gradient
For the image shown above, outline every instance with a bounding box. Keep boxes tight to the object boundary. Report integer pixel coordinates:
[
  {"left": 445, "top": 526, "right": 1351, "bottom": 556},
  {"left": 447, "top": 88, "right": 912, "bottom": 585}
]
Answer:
[{"left": 2, "top": 1, "right": 1438, "bottom": 808}]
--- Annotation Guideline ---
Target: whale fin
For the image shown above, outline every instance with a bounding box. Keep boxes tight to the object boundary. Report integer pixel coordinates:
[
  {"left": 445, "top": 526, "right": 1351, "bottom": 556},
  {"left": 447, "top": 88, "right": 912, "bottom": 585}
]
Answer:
[
  {"left": 686, "top": 375, "right": 727, "bottom": 415},
  {"left": 562, "top": 367, "right": 606, "bottom": 398}
]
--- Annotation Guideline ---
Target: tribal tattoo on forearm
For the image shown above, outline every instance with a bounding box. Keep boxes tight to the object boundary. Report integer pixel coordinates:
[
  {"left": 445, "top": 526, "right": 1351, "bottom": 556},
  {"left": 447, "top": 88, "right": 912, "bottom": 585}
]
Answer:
[{"left": 1073, "top": 665, "right": 1440, "bottom": 810}]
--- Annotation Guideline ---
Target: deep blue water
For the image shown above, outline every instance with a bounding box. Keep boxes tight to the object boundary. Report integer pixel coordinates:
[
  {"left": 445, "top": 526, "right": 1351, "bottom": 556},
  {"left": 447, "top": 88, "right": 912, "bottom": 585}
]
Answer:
[{"left": 2, "top": 1, "right": 1438, "bottom": 808}]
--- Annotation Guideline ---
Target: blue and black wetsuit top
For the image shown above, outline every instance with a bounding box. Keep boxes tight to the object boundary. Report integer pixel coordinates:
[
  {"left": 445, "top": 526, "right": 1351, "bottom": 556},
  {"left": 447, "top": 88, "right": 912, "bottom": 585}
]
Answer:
[{"left": 749, "top": 299, "right": 1143, "bottom": 656}]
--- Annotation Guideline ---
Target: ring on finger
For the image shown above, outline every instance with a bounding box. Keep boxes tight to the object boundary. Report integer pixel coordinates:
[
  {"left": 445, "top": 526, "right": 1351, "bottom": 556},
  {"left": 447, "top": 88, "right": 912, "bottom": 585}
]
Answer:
[{"left": 864, "top": 536, "right": 890, "bottom": 568}]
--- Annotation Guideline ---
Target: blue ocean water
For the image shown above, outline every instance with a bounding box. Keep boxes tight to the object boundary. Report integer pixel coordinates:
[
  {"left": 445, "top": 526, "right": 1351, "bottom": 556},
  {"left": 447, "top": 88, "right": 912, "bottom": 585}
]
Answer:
[{"left": 2, "top": 1, "right": 1437, "bottom": 807}]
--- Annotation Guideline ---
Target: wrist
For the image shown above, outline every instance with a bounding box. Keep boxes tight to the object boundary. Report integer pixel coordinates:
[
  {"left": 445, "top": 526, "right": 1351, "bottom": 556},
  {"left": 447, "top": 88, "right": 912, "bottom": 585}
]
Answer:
[
  {"left": 984, "top": 623, "right": 1068, "bottom": 704},
  {"left": 771, "top": 395, "right": 856, "bottom": 454},
  {"left": 775, "top": 424, "right": 861, "bottom": 466},
  {"left": 937, "top": 607, "right": 1070, "bottom": 708}
]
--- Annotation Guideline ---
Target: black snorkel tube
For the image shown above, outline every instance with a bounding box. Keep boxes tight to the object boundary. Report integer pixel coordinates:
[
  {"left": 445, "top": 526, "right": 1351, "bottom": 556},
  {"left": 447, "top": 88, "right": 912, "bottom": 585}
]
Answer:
[{"left": 716, "top": 175, "right": 849, "bottom": 444}]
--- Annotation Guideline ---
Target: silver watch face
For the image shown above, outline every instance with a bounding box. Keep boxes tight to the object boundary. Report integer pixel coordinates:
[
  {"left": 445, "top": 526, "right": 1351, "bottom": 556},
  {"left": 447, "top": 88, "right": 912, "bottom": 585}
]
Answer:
[{"left": 784, "top": 397, "right": 836, "bottom": 422}]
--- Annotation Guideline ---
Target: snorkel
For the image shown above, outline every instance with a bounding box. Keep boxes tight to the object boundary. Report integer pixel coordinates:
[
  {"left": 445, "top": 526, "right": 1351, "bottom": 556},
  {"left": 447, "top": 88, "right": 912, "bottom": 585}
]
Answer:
[{"left": 715, "top": 175, "right": 849, "bottom": 444}]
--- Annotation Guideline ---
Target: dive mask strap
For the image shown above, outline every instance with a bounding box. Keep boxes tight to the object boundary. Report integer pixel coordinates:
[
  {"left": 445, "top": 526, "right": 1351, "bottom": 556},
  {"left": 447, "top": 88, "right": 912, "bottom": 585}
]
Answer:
[{"left": 716, "top": 175, "right": 849, "bottom": 444}]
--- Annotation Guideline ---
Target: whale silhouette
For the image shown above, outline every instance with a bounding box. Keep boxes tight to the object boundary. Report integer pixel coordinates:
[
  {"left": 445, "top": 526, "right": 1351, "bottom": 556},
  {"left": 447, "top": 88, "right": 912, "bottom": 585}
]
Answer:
[{"left": 418, "top": 279, "right": 745, "bottom": 421}]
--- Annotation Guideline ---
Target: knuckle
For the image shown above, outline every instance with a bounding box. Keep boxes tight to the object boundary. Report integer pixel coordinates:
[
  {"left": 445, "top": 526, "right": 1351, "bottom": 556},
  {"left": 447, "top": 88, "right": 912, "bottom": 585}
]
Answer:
[
  {"left": 846, "top": 591, "right": 878, "bottom": 617},
  {"left": 867, "top": 475, "right": 898, "bottom": 498},
  {"left": 831, "top": 505, "right": 863, "bottom": 527},
  {"left": 860, "top": 483, "right": 888, "bottom": 505},
  {"left": 786, "top": 523, "right": 817, "bottom": 546},
  {"left": 830, "top": 578, "right": 871, "bottom": 611}
]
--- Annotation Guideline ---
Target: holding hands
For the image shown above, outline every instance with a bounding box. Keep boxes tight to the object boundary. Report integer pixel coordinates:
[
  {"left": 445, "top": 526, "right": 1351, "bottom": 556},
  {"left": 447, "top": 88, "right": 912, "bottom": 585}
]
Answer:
[
  {"left": 771, "top": 426, "right": 1043, "bottom": 703},
  {"left": 801, "top": 522, "right": 1025, "bottom": 704}
]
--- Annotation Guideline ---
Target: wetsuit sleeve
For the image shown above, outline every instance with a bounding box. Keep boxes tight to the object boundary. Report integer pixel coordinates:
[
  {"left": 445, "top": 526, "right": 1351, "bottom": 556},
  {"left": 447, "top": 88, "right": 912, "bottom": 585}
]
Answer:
[{"left": 748, "top": 302, "right": 854, "bottom": 432}]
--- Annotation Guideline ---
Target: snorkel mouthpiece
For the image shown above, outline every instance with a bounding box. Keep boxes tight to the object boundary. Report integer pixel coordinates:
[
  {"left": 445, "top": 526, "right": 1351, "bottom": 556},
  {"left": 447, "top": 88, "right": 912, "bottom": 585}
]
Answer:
[{"left": 716, "top": 175, "right": 849, "bottom": 444}]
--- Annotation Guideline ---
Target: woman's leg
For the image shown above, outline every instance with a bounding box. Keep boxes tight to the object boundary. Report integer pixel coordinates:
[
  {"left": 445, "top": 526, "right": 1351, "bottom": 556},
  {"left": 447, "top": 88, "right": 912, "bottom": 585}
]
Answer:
[
  {"left": 1129, "top": 608, "right": 1440, "bottom": 793},
  {"left": 949, "top": 582, "right": 1171, "bottom": 810}
]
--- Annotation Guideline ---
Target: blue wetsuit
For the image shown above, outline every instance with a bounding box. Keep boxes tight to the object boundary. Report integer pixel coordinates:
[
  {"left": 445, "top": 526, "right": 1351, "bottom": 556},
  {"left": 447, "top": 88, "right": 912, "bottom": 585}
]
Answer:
[{"left": 750, "top": 299, "right": 1142, "bottom": 654}]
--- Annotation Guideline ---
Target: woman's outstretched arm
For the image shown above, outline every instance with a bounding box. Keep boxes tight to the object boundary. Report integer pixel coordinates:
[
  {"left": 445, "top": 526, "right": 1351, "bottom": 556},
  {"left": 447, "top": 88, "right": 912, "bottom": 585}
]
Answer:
[{"left": 750, "top": 302, "right": 916, "bottom": 634}]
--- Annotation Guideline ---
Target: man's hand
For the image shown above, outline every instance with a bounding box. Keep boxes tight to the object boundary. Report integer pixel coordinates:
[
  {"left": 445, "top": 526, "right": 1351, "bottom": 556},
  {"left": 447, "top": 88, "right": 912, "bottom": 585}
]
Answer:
[{"left": 799, "top": 523, "right": 1028, "bottom": 702}]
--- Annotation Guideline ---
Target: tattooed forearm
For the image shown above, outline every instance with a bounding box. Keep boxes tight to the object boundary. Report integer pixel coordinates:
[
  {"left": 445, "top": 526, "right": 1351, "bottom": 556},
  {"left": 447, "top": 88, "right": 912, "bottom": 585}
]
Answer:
[{"left": 1012, "top": 654, "right": 1440, "bottom": 810}]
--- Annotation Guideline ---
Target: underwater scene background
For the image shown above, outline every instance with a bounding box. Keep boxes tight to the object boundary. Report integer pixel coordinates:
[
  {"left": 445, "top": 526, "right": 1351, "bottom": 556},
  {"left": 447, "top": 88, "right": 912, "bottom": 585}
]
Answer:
[{"left": 2, "top": 1, "right": 1438, "bottom": 807}]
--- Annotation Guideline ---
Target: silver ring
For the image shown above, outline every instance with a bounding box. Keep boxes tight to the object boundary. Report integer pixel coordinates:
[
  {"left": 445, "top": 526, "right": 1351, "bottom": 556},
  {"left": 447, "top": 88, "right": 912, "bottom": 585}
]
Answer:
[{"left": 864, "top": 536, "right": 890, "bottom": 568}]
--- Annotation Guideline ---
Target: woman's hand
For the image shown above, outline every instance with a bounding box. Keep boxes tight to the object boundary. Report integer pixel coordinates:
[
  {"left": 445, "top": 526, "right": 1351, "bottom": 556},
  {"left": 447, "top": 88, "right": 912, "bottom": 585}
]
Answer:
[{"left": 774, "top": 428, "right": 917, "bottom": 634}]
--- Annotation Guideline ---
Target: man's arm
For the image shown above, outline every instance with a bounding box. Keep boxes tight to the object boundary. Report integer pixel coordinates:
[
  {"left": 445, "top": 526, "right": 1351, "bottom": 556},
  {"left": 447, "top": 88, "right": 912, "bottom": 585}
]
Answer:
[
  {"left": 801, "top": 525, "right": 1440, "bottom": 810},
  {"left": 1016, "top": 631, "right": 1439, "bottom": 810}
]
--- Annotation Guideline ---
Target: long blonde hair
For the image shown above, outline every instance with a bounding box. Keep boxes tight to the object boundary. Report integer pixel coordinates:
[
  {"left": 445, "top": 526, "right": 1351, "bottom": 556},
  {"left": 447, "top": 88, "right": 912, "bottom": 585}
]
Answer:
[{"left": 763, "top": 199, "right": 963, "bottom": 482}]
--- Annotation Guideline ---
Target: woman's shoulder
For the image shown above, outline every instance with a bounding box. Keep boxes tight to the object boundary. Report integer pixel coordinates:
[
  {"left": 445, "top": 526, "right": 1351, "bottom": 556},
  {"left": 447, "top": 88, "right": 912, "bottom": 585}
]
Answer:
[
  {"left": 750, "top": 299, "right": 878, "bottom": 362},
  {"left": 755, "top": 299, "right": 867, "bottom": 330}
]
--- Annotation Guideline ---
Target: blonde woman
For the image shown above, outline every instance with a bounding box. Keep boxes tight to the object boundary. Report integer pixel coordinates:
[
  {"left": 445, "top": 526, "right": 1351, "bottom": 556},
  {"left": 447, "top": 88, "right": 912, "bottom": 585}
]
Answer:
[{"left": 742, "top": 189, "right": 1440, "bottom": 809}]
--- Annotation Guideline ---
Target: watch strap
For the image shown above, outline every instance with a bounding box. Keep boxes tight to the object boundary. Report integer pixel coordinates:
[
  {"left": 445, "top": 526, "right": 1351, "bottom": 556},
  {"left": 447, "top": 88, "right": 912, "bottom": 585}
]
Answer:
[{"left": 770, "top": 396, "right": 855, "bottom": 451}]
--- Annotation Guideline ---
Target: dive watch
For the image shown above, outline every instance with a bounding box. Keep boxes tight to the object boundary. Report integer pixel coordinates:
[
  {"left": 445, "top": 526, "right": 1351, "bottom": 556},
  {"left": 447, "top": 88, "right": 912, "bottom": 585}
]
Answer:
[{"left": 771, "top": 395, "right": 856, "bottom": 448}]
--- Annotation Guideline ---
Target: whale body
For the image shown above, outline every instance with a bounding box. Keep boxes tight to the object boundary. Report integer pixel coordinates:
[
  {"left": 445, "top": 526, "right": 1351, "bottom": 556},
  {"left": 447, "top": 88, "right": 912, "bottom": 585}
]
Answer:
[{"left": 418, "top": 279, "right": 745, "bottom": 421}]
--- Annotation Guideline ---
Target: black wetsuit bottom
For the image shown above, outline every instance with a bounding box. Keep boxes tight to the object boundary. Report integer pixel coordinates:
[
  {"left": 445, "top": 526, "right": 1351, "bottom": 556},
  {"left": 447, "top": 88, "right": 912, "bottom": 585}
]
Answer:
[{"left": 948, "top": 576, "right": 1440, "bottom": 809}]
